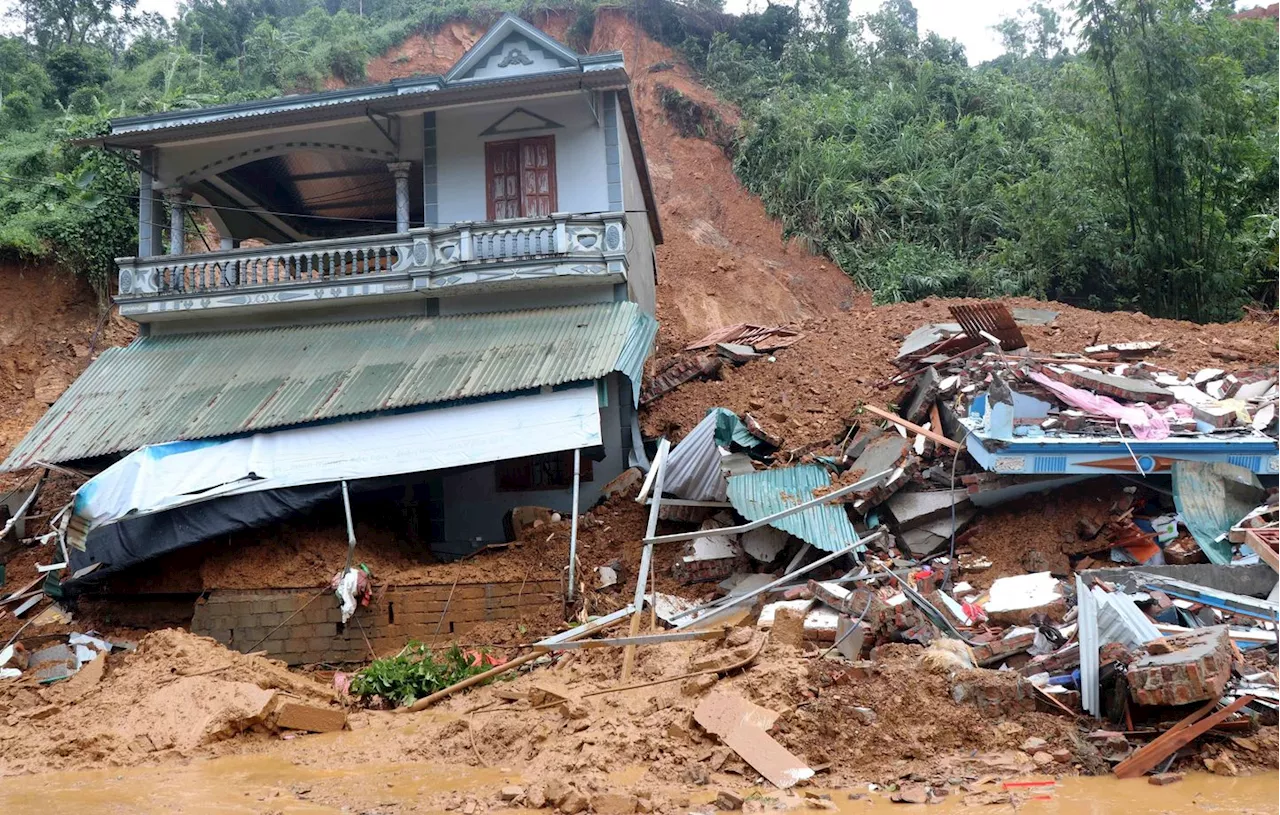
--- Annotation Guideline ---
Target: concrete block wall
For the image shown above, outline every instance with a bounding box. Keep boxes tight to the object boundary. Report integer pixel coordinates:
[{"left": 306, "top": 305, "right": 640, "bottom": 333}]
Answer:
[{"left": 191, "top": 579, "right": 563, "bottom": 665}]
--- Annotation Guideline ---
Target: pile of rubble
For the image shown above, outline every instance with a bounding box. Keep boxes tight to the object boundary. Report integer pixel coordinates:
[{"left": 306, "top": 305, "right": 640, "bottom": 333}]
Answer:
[{"left": 602, "top": 300, "right": 1280, "bottom": 786}]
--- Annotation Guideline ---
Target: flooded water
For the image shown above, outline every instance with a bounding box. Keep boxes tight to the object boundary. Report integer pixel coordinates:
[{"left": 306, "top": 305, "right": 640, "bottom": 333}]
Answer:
[{"left": 0, "top": 757, "right": 1274, "bottom": 814}]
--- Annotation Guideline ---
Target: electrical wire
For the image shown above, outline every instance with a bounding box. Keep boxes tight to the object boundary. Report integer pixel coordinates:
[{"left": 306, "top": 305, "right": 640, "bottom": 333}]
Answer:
[{"left": 0, "top": 171, "right": 657, "bottom": 228}]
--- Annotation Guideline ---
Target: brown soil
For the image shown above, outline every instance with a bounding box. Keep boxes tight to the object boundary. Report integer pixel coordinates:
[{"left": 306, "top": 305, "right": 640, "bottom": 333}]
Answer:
[
  {"left": 0, "top": 263, "right": 134, "bottom": 467},
  {"left": 640, "top": 295, "right": 1280, "bottom": 445},
  {"left": 0, "top": 628, "right": 337, "bottom": 776}
]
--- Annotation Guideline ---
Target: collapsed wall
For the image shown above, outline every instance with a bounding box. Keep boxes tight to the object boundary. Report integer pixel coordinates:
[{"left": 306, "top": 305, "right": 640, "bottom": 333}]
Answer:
[{"left": 192, "top": 580, "right": 564, "bottom": 665}]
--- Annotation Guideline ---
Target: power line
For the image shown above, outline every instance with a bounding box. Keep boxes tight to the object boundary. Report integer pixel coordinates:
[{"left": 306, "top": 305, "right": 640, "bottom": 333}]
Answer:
[{"left": 0, "top": 171, "right": 657, "bottom": 232}]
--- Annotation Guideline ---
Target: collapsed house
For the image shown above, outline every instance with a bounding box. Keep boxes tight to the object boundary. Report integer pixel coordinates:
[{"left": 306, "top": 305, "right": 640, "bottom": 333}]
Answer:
[{"left": 1, "top": 16, "right": 661, "bottom": 584}]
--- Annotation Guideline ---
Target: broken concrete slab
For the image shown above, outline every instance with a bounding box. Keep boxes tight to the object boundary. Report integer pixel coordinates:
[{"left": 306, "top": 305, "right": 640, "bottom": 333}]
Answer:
[
  {"left": 693, "top": 691, "right": 814, "bottom": 789},
  {"left": 898, "top": 512, "right": 974, "bottom": 558},
  {"left": 1046, "top": 366, "right": 1174, "bottom": 404},
  {"left": 741, "top": 526, "right": 789, "bottom": 563},
  {"left": 981, "top": 572, "right": 1066, "bottom": 626},
  {"left": 903, "top": 367, "right": 941, "bottom": 425},
  {"left": 887, "top": 489, "right": 972, "bottom": 530},
  {"left": 845, "top": 434, "right": 919, "bottom": 512}
]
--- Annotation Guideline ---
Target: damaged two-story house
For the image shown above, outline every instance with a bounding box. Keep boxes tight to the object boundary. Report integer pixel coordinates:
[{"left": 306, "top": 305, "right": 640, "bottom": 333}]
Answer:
[{"left": 2, "top": 15, "right": 661, "bottom": 583}]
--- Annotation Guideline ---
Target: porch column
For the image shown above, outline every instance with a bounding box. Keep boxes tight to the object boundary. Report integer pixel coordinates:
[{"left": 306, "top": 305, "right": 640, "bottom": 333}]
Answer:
[
  {"left": 166, "top": 189, "right": 188, "bottom": 255},
  {"left": 138, "top": 149, "right": 157, "bottom": 256},
  {"left": 388, "top": 161, "right": 411, "bottom": 233}
]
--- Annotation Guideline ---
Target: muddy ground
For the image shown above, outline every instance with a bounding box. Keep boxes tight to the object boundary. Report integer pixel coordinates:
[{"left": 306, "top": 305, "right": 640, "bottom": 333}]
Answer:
[{"left": 0, "top": 7, "right": 1277, "bottom": 808}]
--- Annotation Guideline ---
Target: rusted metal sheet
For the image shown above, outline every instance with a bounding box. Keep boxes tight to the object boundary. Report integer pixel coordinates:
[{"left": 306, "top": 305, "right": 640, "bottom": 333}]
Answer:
[{"left": 949, "top": 302, "right": 1027, "bottom": 351}]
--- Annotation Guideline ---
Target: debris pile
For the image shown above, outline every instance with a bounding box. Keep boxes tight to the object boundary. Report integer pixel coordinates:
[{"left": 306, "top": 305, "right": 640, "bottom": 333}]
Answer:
[{"left": 0, "top": 628, "right": 344, "bottom": 774}]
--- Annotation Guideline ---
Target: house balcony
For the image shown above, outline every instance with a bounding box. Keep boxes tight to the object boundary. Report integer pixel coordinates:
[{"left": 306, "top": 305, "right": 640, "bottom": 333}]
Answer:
[{"left": 115, "top": 212, "right": 629, "bottom": 324}]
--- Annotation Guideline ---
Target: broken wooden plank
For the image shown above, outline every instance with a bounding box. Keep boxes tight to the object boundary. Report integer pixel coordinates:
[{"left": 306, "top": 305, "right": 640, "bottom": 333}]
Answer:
[
  {"left": 1241, "top": 528, "right": 1279, "bottom": 573},
  {"left": 1113, "top": 696, "right": 1254, "bottom": 779},
  {"left": 861, "top": 405, "right": 962, "bottom": 451},
  {"left": 0, "top": 575, "right": 45, "bottom": 605},
  {"left": 694, "top": 691, "right": 814, "bottom": 789}
]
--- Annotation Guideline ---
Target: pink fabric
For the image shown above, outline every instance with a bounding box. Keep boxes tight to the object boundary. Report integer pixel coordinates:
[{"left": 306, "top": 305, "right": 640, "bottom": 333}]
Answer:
[{"left": 1028, "top": 372, "right": 1171, "bottom": 440}]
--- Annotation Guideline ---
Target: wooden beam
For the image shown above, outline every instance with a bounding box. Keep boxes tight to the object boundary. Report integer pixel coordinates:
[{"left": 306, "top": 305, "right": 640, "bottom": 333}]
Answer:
[
  {"left": 1113, "top": 696, "right": 1254, "bottom": 779},
  {"left": 861, "top": 404, "right": 962, "bottom": 451}
]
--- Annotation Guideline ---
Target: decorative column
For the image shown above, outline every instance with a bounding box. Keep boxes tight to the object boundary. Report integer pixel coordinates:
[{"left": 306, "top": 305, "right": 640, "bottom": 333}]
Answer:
[
  {"left": 165, "top": 189, "right": 189, "bottom": 255},
  {"left": 388, "top": 161, "right": 411, "bottom": 234},
  {"left": 138, "top": 149, "right": 157, "bottom": 257}
]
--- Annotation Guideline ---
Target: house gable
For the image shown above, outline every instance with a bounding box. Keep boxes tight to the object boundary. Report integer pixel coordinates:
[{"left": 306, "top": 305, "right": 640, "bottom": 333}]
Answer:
[
  {"left": 479, "top": 106, "right": 565, "bottom": 136},
  {"left": 445, "top": 14, "right": 581, "bottom": 84}
]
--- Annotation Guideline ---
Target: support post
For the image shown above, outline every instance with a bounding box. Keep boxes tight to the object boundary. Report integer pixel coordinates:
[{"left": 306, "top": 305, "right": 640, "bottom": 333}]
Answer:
[
  {"left": 341, "top": 480, "right": 357, "bottom": 573},
  {"left": 621, "top": 438, "right": 670, "bottom": 681},
  {"left": 567, "top": 448, "right": 582, "bottom": 603},
  {"left": 138, "top": 149, "right": 157, "bottom": 257},
  {"left": 388, "top": 161, "right": 412, "bottom": 233},
  {"left": 166, "top": 189, "right": 188, "bottom": 256}
]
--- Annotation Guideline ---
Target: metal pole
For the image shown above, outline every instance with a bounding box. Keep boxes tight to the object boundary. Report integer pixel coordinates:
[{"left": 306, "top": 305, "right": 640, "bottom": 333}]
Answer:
[
  {"left": 568, "top": 448, "right": 582, "bottom": 603},
  {"left": 341, "top": 480, "right": 357, "bottom": 573},
  {"left": 621, "top": 437, "right": 670, "bottom": 680},
  {"left": 669, "top": 529, "right": 887, "bottom": 626},
  {"left": 642, "top": 467, "right": 894, "bottom": 547}
]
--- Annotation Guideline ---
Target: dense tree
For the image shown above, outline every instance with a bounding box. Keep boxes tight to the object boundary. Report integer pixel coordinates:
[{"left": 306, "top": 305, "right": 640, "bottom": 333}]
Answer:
[{"left": 0, "top": 0, "right": 1272, "bottom": 318}]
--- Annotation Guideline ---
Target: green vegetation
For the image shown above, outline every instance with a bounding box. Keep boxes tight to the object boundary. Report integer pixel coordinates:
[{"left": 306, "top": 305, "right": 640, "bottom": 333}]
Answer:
[
  {"left": 0, "top": 0, "right": 1273, "bottom": 320},
  {"left": 695, "top": 0, "right": 1278, "bottom": 320},
  {"left": 348, "top": 642, "right": 493, "bottom": 706}
]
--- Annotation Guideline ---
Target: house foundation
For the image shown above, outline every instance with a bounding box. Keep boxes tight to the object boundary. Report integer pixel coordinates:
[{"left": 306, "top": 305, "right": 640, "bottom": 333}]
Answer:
[{"left": 192, "top": 580, "right": 564, "bottom": 665}]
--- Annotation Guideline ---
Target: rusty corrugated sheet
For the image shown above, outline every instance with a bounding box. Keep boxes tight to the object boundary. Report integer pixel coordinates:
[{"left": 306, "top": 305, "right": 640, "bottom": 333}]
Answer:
[
  {"left": 2, "top": 301, "right": 655, "bottom": 471},
  {"left": 725, "top": 465, "right": 861, "bottom": 553}
]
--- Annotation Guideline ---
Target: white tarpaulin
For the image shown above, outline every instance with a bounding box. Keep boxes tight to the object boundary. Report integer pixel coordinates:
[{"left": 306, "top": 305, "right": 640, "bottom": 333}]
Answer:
[{"left": 73, "top": 387, "right": 602, "bottom": 534}]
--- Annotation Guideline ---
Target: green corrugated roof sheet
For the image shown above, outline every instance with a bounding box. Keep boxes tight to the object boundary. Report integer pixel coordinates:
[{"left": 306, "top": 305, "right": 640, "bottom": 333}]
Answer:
[
  {"left": 726, "top": 464, "right": 862, "bottom": 553},
  {"left": 2, "top": 301, "right": 656, "bottom": 471}
]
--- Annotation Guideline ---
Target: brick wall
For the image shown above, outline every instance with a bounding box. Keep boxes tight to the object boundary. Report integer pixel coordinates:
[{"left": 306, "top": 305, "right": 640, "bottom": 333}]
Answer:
[{"left": 191, "top": 579, "right": 564, "bottom": 665}]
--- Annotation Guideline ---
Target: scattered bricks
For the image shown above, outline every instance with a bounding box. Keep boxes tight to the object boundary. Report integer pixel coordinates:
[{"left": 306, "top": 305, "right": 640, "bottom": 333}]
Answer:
[
  {"left": 847, "top": 660, "right": 876, "bottom": 680},
  {"left": 715, "top": 790, "right": 744, "bottom": 811},
  {"left": 1049, "top": 749, "right": 1072, "bottom": 764},
  {"left": 682, "top": 675, "right": 718, "bottom": 696},
  {"left": 1148, "top": 773, "right": 1183, "bottom": 786},
  {"left": 1128, "top": 626, "right": 1233, "bottom": 707},
  {"left": 970, "top": 629, "right": 1036, "bottom": 667},
  {"left": 809, "top": 580, "right": 856, "bottom": 613},
  {"left": 274, "top": 701, "right": 347, "bottom": 733}
]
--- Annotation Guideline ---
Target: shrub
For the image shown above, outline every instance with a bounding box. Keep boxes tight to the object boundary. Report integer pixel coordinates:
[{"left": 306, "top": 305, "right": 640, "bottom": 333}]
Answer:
[{"left": 348, "top": 643, "right": 496, "bottom": 707}]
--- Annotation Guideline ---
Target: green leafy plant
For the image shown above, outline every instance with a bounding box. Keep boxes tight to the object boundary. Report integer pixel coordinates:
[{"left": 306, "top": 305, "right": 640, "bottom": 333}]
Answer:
[{"left": 348, "top": 643, "right": 493, "bottom": 707}]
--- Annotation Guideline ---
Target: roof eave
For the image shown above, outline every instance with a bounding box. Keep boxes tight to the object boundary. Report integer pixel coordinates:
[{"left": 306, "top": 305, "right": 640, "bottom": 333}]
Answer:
[{"left": 90, "top": 66, "right": 629, "bottom": 149}]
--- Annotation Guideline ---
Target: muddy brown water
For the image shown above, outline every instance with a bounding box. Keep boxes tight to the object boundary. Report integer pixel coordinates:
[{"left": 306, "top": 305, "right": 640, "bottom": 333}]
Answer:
[{"left": 0, "top": 757, "right": 1274, "bottom": 814}]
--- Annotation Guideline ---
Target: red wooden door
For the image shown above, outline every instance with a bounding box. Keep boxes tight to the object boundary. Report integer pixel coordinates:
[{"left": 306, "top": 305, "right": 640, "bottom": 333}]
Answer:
[
  {"left": 485, "top": 136, "right": 556, "bottom": 219},
  {"left": 519, "top": 136, "right": 556, "bottom": 218},
  {"left": 486, "top": 141, "right": 521, "bottom": 220}
]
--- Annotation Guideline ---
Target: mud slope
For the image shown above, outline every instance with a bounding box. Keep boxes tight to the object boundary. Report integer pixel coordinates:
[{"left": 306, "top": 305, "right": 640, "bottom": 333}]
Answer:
[
  {"left": 0, "top": 263, "right": 135, "bottom": 466},
  {"left": 367, "top": 9, "right": 857, "bottom": 344}
]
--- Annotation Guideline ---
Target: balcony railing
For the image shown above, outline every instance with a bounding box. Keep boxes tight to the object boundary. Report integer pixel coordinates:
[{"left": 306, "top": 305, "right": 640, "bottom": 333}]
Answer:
[{"left": 116, "top": 213, "right": 625, "bottom": 299}]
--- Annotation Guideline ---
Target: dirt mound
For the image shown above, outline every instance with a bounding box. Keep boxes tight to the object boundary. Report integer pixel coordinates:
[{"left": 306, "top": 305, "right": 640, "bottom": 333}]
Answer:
[
  {"left": 0, "top": 263, "right": 134, "bottom": 467},
  {"left": 640, "top": 295, "right": 1280, "bottom": 445},
  {"left": 0, "top": 629, "right": 336, "bottom": 776}
]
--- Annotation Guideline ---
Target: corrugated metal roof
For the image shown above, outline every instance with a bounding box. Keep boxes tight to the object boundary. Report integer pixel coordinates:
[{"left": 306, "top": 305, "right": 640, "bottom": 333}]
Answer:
[
  {"left": 665, "top": 410, "right": 729, "bottom": 502},
  {"left": 726, "top": 465, "right": 861, "bottom": 553},
  {"left": 2, "top": 301, "right": 655, "bottom": 471}
]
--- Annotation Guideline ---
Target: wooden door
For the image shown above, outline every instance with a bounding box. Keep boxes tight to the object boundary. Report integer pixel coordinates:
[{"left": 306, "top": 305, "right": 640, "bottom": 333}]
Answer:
[
  {"left": 486, "top": 141, "right": 521, "bottom": 220},
  {"left": 519, "top": 136, "right": 556, "bottom": 218}
]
